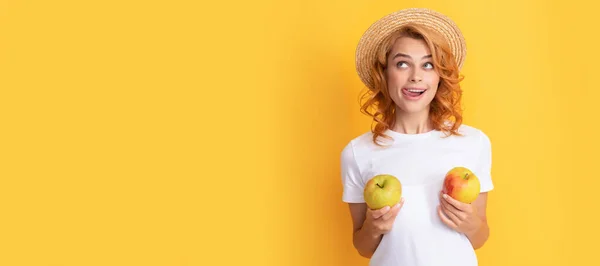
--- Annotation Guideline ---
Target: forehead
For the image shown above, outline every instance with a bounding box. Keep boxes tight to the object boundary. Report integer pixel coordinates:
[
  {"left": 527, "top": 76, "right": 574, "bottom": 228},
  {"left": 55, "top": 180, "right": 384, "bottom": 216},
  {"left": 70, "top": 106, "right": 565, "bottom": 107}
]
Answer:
[{"left": 389, "top": 37, "right": 431, "bottom": 57}]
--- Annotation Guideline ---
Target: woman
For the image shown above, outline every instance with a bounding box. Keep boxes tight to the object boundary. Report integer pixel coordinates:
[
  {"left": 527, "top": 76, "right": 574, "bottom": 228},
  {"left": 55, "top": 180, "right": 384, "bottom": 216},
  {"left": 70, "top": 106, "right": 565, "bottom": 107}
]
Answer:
[{"left": 341, "top": 8, "right": 494, "bottom": 266}]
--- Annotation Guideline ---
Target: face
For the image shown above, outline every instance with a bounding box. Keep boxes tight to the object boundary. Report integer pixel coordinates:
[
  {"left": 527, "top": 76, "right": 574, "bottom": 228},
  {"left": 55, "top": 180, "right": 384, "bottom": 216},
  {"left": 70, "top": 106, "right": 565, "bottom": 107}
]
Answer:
[{"left": 386, "top": 36, "right": 440, "bottom": 115}]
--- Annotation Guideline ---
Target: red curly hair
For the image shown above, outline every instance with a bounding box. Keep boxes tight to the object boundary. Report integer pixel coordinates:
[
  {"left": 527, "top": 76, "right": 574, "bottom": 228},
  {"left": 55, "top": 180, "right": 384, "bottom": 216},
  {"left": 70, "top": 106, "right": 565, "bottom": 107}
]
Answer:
[{"left": 359, "top": 23, "right": 465, "bottom": 146}]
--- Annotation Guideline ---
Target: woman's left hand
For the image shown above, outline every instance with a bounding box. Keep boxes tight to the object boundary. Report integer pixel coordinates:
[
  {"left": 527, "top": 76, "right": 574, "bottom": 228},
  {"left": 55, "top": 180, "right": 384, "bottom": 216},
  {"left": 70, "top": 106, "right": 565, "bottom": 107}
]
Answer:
[{"left": 437, "top": 191, "right": 482, "bottom": 235}]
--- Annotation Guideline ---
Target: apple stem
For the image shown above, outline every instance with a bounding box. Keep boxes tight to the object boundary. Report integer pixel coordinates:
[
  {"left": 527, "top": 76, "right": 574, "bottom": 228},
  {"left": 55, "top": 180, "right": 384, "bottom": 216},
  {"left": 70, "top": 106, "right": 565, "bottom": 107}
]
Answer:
[
  {"left": 377, "top": 183, "right": 383, "bottom": 188},
  {"left": 464, "top": 173, "right": 469, "bottom": 180}
]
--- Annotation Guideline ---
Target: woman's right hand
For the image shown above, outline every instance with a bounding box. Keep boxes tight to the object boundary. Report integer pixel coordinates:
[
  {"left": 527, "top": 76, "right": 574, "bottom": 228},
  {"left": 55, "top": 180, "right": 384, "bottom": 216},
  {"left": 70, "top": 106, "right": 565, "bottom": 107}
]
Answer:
[{"left": 363, "top": 198, "right": 405, "bottom": 236}]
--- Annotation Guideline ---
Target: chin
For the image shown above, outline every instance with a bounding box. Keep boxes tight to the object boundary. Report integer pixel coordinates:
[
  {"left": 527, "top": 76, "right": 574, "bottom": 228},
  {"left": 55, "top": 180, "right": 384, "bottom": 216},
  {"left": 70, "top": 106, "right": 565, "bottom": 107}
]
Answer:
[{"left": 398, "top": 103, "right": 430, "bottom": 114}]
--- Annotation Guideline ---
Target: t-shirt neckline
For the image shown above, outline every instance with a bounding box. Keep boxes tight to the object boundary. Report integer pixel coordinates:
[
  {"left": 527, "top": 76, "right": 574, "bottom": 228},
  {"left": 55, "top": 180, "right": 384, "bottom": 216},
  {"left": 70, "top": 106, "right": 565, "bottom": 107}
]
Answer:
[{"left": 385, "top": 128, "right": 439, "bottom": 140}]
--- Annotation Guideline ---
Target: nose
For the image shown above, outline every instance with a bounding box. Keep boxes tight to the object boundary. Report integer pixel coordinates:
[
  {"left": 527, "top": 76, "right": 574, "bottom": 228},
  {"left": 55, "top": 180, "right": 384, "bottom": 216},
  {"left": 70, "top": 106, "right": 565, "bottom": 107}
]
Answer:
[{"left": 410, "top": 70, "right": 423, "bottom": 83}]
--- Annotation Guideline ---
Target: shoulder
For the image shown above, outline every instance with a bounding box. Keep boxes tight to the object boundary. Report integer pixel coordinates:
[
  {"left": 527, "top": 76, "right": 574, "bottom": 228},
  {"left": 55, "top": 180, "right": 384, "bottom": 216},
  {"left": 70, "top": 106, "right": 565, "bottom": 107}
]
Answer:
[
  {"left": 341, "top": 131, "right": 369, "bottom": 157},
  {"left": 341, "top": 130, "right": 384, "bottom": 153},
  {"left": 340, "top": 131, "right": 384, "bottom": 162},
  {"left": 454, "top": 123, "right": 492, "bottom": 149},
  {"left": 457, "top": 123, "right": 485, "bottom": 136}
]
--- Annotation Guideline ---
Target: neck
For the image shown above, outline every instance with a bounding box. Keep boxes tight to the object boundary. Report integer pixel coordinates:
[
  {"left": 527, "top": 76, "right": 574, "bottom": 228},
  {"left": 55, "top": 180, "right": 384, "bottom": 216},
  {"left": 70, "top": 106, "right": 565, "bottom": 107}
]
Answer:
[{"left": 392, "top": 107, "right": 433, "bottom": 134}]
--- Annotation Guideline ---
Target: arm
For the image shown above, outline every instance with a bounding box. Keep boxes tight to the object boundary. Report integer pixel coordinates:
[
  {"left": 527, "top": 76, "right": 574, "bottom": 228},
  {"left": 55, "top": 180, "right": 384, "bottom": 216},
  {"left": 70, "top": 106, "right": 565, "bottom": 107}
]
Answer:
[
  {"left": 349, "top": 203, "right": 382, "bottom": 258},
  {"left": 348, "top": 201, "right": 404, "bottom": 258},
  {"left": 465, "top": 193, "right": 490, "bottom": 249},
  {"left": 438, "top": 192, "right": 490, "bottom": 250},
  {"left": 341, "top": 143, "right": 404, "bottom": 257}
]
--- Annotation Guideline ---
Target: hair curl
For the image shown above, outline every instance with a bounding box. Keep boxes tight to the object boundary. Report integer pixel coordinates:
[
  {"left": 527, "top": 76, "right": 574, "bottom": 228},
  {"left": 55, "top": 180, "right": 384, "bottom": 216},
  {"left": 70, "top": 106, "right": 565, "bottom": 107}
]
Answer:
[{"left": 359, "top": 23, "right": 465, "bottom": 146}]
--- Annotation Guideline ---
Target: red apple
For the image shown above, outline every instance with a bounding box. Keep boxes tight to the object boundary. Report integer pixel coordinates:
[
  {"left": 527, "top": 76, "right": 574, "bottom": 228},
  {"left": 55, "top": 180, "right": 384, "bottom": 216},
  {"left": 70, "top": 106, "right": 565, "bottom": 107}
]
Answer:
[{"left": 442, "top": 167, "right": 480, "bottom": 204}]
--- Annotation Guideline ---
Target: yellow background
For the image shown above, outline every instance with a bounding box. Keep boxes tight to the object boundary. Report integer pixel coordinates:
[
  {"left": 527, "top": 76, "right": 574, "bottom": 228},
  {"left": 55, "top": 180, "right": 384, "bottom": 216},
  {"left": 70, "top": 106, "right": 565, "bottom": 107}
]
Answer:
[{"left": 1, "top": 0, "right": 598, "bottom": 265}]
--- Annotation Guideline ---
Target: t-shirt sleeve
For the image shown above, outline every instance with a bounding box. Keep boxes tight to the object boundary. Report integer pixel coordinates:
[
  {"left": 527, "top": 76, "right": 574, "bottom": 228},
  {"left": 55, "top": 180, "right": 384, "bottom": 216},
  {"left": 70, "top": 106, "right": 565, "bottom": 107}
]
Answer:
[
  {"left": 477, "top": 130, "right": 494, "bottom": 192},
  {"left": 340, "top": 142, "right": 365, "bottom": 203}
]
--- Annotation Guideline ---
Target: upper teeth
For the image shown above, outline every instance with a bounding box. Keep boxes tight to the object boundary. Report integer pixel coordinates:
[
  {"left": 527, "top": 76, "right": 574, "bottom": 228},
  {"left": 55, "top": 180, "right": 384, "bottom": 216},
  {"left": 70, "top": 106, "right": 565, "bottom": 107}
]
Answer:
[{"left": 407, "top": 89, "right": 425, "bottom": 92}]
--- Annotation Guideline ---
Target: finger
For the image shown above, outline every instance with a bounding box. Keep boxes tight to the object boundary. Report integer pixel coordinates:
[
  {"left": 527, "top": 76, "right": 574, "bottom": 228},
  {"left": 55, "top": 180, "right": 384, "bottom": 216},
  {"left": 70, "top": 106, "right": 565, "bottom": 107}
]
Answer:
[
  {"left": 438, "top": 206, "right": 458, "bottom": 229},
  {"left": 381, "top": 204, "right": 399, "bottom": 220},
  {"left": 442, "top": 193, "right": 468, "bottom": 211},
  {"left": 440, "top": 197, "right": 464, "bottom": 219},
  {"left": 371, "top": 205, "right": 391, "bottom": 219},
  {"left": 382, "top": 198, "right": 405, "bottom": 220},
  {"left": 438, "top": 206, "right": 458, "bottom": 230},
  {"left": 441, "top": 204, "right": 462, "bottom": 225}
]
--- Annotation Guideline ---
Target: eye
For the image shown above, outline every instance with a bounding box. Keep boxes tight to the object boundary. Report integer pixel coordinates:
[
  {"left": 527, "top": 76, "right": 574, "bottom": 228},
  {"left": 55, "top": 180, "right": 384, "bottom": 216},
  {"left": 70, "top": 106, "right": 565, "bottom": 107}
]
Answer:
[
  {"left": 423, "top": 62, "right": 434, "bottom": 69},
  {"left": 396, "top": 61, "right": 409, "bottom": 68}
]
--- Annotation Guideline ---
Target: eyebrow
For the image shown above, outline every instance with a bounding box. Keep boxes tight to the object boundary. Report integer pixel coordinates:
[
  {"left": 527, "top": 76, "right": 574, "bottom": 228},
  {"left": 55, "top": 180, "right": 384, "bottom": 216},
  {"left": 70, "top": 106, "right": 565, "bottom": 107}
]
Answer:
[{"left": 392, "top": 53, "right": 432, "bottom": 60}]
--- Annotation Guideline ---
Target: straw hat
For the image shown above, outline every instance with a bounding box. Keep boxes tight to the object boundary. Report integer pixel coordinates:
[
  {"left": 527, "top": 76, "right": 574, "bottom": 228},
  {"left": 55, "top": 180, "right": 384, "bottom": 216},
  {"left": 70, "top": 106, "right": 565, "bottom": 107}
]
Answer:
[{"left": 355, "top": 8, "right": 467, "bottom": 90}]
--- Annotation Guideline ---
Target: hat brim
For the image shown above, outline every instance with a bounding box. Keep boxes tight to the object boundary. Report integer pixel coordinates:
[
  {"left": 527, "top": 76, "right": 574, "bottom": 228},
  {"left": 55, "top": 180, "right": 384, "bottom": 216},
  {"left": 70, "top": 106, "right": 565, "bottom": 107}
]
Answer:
[{"left": 355, "top": 8, "right": 466, "bottom": 90}]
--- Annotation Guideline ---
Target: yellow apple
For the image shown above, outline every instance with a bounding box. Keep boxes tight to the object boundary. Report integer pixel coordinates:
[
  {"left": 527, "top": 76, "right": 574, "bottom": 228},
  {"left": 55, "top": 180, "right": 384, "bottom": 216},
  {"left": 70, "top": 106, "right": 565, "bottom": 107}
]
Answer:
[{"left": 364, "top": 174, "right": 402, "bottom": 210}]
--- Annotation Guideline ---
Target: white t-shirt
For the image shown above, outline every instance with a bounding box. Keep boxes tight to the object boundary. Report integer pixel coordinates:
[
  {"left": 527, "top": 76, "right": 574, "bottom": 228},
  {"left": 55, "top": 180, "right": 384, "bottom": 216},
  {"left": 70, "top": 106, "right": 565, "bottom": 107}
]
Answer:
[{"left": 341, "top": 124, "right": 494, "bottom": 266}]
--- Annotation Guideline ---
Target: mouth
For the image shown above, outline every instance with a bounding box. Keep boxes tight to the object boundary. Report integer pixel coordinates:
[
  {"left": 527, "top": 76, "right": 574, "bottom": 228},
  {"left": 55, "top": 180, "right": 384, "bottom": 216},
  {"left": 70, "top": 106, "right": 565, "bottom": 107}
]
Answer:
[{"left": 402, "top": 88, "right": 427, "bottom": 99}]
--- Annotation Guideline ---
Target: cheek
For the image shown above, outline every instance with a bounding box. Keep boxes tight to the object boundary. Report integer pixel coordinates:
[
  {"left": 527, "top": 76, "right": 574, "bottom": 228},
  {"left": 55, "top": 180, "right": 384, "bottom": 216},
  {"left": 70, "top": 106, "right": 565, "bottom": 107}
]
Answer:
[
  {"left": 386, "top": 73, "right": 402, "bottom": 95},
  {"left": 388, "top": 86, "right": 401, "bottom": 103},
  {"left": 425, "top": 75, "right": 439, "bottom": 97},
  {"left": 426, "top": 73, "right": 440, "bottom": 86},
  {"left": 386, "top": 72, "right": 401, "bottom": 86},
  {"left": 386, "top": 67, "right": 410, "bottom": 82}
]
